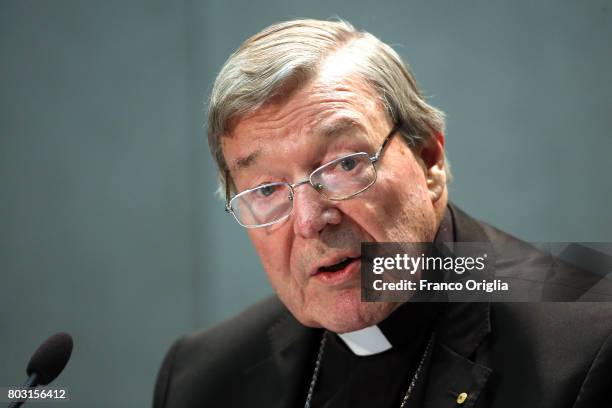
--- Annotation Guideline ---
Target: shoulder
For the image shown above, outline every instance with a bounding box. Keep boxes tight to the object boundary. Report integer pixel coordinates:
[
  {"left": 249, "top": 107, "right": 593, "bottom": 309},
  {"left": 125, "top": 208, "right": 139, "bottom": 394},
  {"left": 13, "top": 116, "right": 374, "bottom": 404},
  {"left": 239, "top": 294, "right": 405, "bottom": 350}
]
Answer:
[
  {"left": 153, "top": 295, "right": 289, "bottom": 408},
  {"left": 450, "top": 205, "right": 612, "bottom": 404},
  {"left": 458, "top": 206, "right": 612, "bottom": 358},
  {"left": 449, "top": 203, "right": 541, "bottom": 257},
  {"left": 490, "top": 302, "right": 612, "bottom": 350},
  {"left": 174, "top": 295, "right": 287, "bottom": 363},
  {"left": 486, "top": 302, "right": 612, "bottom": 406},
  {"left": 451, "top": 203, "right": 612, "bottom": 301}
]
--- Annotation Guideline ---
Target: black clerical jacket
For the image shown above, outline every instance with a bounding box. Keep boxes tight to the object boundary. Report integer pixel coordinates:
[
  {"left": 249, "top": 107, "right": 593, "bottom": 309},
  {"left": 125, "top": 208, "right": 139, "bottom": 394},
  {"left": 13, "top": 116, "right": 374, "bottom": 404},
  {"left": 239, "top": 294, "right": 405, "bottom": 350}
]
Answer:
[{"left": 153, "top": 205, "right": 612, "bottom": 407}]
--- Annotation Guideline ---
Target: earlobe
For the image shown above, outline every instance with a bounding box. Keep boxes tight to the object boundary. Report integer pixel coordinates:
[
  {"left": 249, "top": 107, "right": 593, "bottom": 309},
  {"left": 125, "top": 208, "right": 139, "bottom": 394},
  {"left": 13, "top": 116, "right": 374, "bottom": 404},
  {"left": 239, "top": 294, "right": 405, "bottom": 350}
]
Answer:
[{"left": 426, "top": 164, "right": 446, "bottom": 202}]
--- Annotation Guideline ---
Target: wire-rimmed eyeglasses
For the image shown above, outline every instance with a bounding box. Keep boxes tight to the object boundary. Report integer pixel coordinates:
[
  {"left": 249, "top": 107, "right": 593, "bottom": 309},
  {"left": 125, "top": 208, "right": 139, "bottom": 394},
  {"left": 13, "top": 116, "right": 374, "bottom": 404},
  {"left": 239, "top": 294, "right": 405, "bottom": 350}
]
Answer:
[{"left": 225, "top": 123, "right": 401, "bottom": 228}]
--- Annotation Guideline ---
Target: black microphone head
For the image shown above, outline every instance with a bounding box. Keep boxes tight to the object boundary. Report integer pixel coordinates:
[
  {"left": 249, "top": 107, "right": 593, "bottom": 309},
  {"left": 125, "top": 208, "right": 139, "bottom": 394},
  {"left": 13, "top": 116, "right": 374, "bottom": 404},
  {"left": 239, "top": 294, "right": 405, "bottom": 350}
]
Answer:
[{"left": 26, "top": 332, "right": 73, "bottom": 385}]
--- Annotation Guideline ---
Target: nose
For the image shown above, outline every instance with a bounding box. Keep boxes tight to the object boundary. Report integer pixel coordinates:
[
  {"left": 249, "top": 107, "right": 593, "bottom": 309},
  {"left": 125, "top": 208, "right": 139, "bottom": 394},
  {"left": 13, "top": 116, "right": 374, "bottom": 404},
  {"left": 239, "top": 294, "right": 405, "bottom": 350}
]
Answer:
[{"left": 292, "top": 184, "right": 342, "bottom": 239}]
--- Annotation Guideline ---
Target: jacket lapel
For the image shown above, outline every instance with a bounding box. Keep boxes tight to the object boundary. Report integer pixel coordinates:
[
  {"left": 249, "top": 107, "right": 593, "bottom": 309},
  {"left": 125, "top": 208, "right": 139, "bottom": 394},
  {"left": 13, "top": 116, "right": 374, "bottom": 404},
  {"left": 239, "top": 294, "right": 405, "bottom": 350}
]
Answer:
[
  {"left": 419, "top": 204, "right": 495, "bottom": 407},
  {"left": 242, "top": 312, "right": 320, "bottom": 407},
  {"left": 422, "top": 342, "right": 493, "bottom": 408}
]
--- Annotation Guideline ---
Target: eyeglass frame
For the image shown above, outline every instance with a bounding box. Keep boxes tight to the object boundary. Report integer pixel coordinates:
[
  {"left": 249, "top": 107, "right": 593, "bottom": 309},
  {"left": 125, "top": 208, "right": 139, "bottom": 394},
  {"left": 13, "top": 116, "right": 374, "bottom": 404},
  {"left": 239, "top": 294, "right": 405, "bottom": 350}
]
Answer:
[{"left": 224, "top": 122, "right": 403, "bottom": 228}]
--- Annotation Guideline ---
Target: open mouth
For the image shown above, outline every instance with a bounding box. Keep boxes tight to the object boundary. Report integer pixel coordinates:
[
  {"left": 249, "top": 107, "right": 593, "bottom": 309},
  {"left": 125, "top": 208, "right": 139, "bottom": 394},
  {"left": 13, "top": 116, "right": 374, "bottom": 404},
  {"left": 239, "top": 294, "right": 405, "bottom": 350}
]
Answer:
[{"left": 318, "top": 257, "right": 359, "bottom": 273}]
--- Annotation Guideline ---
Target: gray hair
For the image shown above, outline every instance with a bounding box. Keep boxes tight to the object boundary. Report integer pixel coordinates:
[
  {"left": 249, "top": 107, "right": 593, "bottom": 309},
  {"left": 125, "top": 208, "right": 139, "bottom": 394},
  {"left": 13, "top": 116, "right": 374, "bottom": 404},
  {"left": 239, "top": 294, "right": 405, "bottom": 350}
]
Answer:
[{"left": 207, "top": 19, "right": 449, "bottom": 194}]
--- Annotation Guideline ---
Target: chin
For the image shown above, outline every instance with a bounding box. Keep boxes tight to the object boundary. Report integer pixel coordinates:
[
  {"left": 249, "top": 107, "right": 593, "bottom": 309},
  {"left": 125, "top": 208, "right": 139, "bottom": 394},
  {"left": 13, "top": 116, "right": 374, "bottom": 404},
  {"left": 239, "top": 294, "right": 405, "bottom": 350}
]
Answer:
[{"left": 300, "top": 290, "right": 399, "bottom": 333}]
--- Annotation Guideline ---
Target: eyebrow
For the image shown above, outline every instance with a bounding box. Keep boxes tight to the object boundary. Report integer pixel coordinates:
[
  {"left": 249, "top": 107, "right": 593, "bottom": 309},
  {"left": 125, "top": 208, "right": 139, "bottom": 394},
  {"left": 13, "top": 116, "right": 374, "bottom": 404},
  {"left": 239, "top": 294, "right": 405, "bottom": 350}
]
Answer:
[
  {"left": 230, "top": 117, "right": 365, "bottom": 172},
  {"left": 233, "top": 150, "right": 260, "bottom": 171}
]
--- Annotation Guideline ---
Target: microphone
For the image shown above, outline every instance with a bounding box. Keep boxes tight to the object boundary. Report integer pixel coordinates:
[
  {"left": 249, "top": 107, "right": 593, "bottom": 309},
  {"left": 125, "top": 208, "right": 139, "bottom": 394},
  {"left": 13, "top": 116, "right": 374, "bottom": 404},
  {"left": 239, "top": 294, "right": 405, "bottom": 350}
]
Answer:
[{"left": 8, "top": 332, "right": 73, "bottom": 408}]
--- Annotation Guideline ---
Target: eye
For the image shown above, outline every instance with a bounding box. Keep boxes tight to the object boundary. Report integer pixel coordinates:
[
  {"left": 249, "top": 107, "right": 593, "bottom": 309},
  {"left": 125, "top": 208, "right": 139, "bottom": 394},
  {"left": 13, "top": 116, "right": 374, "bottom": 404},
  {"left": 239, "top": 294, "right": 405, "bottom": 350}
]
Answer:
[
  {"left": 258, "top": 184, "right": 277, "bottom": 197},
  {"left": 340, "top": 156, "right": 357, "bottom": 171}
]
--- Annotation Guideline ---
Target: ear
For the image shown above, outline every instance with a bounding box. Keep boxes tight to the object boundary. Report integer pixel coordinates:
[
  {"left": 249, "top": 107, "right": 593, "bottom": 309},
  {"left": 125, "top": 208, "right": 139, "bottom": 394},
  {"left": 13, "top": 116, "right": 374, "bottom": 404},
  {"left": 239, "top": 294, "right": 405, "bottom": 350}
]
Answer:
[{"left": 417, "top": 132, "right": 447, "bottom": 203}]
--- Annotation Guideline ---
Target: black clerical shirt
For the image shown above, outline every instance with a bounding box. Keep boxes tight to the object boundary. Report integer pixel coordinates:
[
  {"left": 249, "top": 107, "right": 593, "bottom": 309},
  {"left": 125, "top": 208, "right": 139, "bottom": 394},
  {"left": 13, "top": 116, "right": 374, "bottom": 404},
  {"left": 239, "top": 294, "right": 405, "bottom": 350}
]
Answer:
[{"left": 309, "top": 302, "right": 439, "bottom": 407}]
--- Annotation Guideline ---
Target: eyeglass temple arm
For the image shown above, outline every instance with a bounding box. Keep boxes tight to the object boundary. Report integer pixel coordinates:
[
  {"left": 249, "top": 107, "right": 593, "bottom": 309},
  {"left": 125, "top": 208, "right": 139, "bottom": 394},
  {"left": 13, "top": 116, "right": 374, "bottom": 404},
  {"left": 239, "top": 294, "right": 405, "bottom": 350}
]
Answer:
[
  {"left": 224, "top": 170, "right": 231, "bottom": 212},
  {"left": 372, "top": 122, "right": 401, "bottom": 163}
]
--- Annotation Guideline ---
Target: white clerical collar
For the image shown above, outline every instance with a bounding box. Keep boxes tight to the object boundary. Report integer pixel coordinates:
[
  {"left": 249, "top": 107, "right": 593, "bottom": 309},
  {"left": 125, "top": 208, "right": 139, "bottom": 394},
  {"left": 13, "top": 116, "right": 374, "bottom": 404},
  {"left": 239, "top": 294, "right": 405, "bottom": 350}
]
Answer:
[{"left": 337, "top": 325, "right": 392, "bottom": 356}]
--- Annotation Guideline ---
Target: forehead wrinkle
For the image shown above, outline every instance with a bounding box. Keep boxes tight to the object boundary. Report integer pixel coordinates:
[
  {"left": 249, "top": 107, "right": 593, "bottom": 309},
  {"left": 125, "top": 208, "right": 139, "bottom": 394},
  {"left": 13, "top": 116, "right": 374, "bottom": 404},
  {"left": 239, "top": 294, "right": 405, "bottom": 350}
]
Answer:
[
  {"left": 230, "top": 106, "right": 359, "bottom": 170},
  {"left": 251, "top": 100, "right": 351, "bottom": 136},
  {"left": 313, "top": 115, "right": 366, "bottom": 138},
  {"left": 241, "top": 89, "right": 327, "bottom": 130},
  {"left": 231, "top": 115, "right": 367, "bottom": 180}
]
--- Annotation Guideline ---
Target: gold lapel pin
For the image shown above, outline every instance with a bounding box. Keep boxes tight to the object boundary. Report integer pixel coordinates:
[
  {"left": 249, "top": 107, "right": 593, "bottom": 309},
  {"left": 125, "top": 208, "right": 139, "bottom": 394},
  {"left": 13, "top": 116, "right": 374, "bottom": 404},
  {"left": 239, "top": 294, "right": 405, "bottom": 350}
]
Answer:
[{"left": 456, "top": 392, "right": 468, "bottom": 404}]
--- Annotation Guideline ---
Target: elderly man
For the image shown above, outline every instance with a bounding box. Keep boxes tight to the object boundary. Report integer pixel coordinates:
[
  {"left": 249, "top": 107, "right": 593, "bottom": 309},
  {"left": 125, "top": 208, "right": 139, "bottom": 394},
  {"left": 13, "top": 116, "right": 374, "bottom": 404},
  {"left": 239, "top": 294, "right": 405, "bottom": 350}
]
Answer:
[{"left": 154, "top": 19, "right": 612, "bottom": 408}]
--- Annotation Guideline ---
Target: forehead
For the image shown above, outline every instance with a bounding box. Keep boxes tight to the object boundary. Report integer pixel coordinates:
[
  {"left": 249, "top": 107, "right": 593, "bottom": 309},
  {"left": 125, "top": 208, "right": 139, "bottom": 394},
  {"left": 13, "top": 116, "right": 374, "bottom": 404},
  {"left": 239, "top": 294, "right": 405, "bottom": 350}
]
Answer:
[
  {"left": 236, "top": 74, "right": 381, "bottom": 133},
  {"left": 223, "top": 74, "right": 389, "bottom": 173}
]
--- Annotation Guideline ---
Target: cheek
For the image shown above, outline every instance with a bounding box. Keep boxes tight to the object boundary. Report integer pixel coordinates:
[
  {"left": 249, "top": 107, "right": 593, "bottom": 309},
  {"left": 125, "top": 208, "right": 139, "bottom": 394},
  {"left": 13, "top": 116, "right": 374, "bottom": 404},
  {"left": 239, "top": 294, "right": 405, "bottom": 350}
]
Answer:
[
  {"left": 383, "top": 167, "right": 430, "bottom": 212},
  {"left": 249, "top": 231, "right": 288, "bottom": 283},
  {"left": 249, "top": 229, "right": 305, "bottom": 304},
  {"left": 351, "top": 159, "right": 435, "bottom": 242}
]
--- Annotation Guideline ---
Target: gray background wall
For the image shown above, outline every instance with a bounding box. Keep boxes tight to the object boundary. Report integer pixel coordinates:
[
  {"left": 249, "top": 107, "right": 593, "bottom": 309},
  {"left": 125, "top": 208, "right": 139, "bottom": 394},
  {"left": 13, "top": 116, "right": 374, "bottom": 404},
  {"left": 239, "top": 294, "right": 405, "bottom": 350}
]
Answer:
[{"left": 1, "top": 1, "right": 610, "bottom": 406}]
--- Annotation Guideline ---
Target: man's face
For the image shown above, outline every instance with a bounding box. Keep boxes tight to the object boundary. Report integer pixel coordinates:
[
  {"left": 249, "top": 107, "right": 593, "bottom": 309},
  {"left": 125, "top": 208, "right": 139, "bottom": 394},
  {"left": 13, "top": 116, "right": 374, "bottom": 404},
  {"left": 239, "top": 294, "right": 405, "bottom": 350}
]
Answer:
[{"left": 222, "top": 67, "right": 446, "bottom": 333}]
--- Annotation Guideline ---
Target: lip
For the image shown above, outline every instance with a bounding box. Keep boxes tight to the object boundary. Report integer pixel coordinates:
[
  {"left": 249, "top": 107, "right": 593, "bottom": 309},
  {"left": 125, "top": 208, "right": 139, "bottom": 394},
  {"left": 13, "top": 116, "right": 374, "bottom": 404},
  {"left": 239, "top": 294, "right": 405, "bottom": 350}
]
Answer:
[
  {"left": 311, "top": 254, "right": 361, "bottom": 285},
  {"left": 310, "top": 253, "right": 361, "bottom": 276}
]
